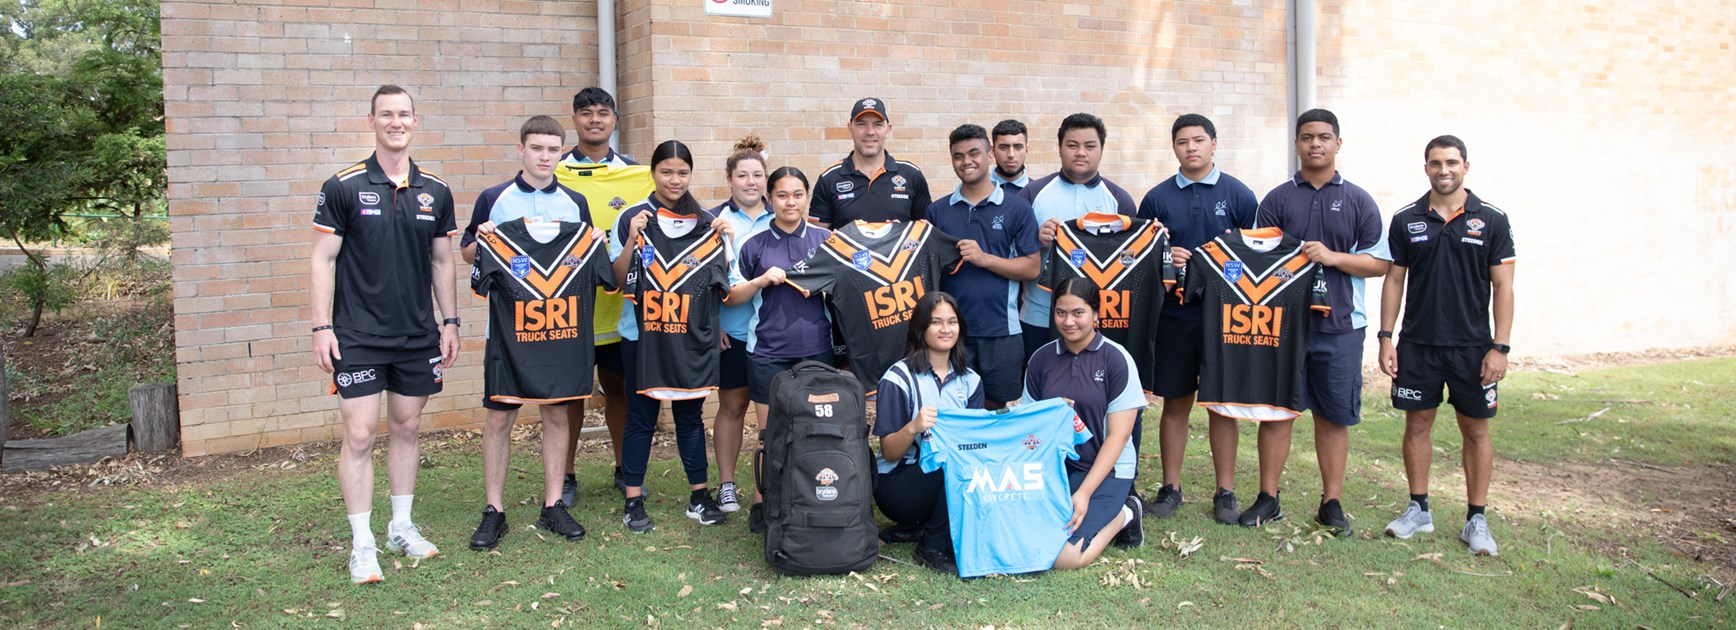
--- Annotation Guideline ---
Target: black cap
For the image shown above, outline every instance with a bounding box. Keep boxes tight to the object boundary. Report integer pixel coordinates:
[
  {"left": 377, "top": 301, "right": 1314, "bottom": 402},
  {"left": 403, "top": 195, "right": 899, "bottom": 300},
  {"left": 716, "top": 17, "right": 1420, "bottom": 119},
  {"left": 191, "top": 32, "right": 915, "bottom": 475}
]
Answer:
[{"left": 849, "top": 97, "right": 889, "bottom": 122}]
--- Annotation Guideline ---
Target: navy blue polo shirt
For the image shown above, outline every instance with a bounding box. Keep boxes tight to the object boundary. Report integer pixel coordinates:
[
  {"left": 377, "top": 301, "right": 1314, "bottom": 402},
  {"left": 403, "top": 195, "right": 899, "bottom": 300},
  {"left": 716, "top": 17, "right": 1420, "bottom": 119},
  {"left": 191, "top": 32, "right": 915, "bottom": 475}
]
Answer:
[
  {"left": 1136, "top": 166, "right": 1259, "bottom": 321},
  {"left": 1387, "top": 190, "right": 1516, "bottom": 347},
  {"left": 729, "top": 221, "right": 833, "bottom": 358},
  {"left": 1019, "top": 332, "right": 1145, "bottom": 478},
  {"left": 924, "top": 186, "right": 1040, "bottom": 337},
  {"left": 991, "top": 168, "right": 1031, "bottom": 194},
  {"left": 809, "top": 151, "right": 933, "bottom": 228},
  {"left": 1255, "top": 172, "right": 1390, "bottom": 334}
]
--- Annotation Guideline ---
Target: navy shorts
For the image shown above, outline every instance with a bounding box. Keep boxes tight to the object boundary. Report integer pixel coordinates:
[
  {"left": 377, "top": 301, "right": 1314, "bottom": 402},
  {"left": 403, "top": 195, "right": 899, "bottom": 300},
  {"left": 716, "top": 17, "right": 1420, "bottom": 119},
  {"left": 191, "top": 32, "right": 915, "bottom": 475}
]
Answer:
[
  {"left": 720, "top": 336, "right": 750, "bottom": 391},
  {"left": 595, "top": 341, "right": 624, "bottom": 377},
  {"left": 1391, "top": 341, "right": 1499, "bottom": 419},
  {"left": 748, "top": 350, "right": 835, "bottom": 404},
  {"left": 1020, "top": 323, "right": 1052, "bottom": 364},
  {"left": 331, "top": 327, "right": 443, "bottom": 399},
  {"left": 965, "top": 335, "right": 1024, "bottom": 404},
  {"left": 1304, "top": 328, "right": 1365, "bottom": 426},
  {"left": 1066, "top": 469, "right": 1133, "bottom": 547},
  {"left": 1147, "top": 315, "right": 1204, "bottom": 398}
]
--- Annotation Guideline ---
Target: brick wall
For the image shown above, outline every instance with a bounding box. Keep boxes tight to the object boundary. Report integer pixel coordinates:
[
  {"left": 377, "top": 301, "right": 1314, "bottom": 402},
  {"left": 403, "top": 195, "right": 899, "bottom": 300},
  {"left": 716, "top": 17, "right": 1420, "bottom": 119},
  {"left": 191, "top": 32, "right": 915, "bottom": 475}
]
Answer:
[
  {"left": 163, "top": 0, "right": 600, "bottom": 455},
  {"left": 164, "top": 0, "right": 1736, "bottom": 454}
]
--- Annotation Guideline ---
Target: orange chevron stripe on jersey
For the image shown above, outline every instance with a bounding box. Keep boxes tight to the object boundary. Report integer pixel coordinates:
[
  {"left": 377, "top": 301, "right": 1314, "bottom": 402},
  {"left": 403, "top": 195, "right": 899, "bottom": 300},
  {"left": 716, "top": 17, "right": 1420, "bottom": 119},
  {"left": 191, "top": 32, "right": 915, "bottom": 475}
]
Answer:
[
  {"left": 1200, "top": 229, "right": 1316, "bottom": 305},
  {"left": 639, "top": 230, "right": 726, "bottom": 291},
  {"left": 1055, "top": 214, "right": 1161, "bottom": 290},
  {"left": 823, "top": 220, "right": 930, "bottom": 285},
  {"left": 478, "top": 226, "right": 602, "bottom": 299}
]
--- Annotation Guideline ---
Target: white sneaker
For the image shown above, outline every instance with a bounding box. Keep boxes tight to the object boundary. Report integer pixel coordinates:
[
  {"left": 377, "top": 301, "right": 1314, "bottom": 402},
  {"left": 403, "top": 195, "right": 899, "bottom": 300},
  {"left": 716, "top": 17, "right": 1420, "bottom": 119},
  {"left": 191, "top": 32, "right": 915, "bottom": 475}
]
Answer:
[
  {"left": 717, "top": 482, "right": 741, "bottom": 513},
  {"left": 1461, "top": 514, "right": 1498, "bottom": 556},
  {"left": 349, "top": 546, "right": 383, "bottom": 585},
  {"left": 1383, "top": 501, "right": 1435, "bottom": 539},
  {"left": 385, "top": 522, "right": 440, "bottom": 559}
]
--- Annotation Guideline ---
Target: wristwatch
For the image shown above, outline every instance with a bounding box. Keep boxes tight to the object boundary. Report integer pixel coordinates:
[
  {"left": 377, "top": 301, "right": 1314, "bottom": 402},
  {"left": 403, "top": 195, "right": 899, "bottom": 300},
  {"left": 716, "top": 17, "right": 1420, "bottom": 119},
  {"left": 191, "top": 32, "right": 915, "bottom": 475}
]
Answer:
[
  {"left": 1491, "top": 343, "right": 1511, "bottom": 354},
  {"left": 443, "top": 317, "right": 462, "bottom": 327},
  {"left": 1376, "top": 330, "right": 1393, "bottom": 340}
]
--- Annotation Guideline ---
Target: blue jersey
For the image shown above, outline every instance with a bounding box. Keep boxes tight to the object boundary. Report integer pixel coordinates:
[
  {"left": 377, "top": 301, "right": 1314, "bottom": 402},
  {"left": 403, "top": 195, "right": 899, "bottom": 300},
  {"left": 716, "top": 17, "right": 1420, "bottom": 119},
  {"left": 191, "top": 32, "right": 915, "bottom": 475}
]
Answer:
[{"left": 919, "top": 398, "right": 1091, "bottom": 577}]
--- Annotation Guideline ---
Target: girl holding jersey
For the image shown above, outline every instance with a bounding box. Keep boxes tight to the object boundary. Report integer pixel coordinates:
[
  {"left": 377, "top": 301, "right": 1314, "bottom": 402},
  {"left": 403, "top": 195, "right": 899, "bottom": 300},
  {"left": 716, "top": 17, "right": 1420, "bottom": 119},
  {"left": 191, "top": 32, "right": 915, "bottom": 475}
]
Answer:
[
  {"left": 723, "top": 166, "right": 836, "bottom": 534},
  {"left": 710, "top": 135, "right": 772, "bottom": 515},
  {"left": 1021, "top": 276, "right": 1146, "bottom": 569},
  {"left": 610, "top": 140, "right": 735, "bottom": 533},
  {"left": 870, "top": 292, "right": 984, "bottom": 574}
]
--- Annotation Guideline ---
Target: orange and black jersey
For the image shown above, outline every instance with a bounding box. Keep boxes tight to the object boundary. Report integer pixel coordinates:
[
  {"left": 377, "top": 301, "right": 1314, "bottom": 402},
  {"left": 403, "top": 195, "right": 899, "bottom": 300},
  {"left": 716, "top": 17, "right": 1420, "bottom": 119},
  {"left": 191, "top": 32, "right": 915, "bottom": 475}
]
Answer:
[
  {"left": 472, "top": 219, "right": 616, "bottom": 405},
  {"left": 1039, "top": 213, "right": 1175, "bottom": 392},
  {"left": 623, "top": 210, "right": 730, "bottom": 400},
  {"left": 1180, "top": 228, "right": 1329, "bottom": 421},
  {"left": 312, "top": 154, "right": 459, "bottom": 336},
  {"left": 784, "top": 220, "right": 962, "bottom": 394}
]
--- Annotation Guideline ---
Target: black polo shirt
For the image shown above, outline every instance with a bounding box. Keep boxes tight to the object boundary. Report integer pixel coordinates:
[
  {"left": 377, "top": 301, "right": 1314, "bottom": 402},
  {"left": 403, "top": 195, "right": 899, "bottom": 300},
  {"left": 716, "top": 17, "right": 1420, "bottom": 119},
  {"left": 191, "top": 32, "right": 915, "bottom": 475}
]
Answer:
[
  {"left": 313, "top": 153, "right": 459, "bottom": 337},
  {"left": 809, "top": 151, "right": 932, "bottom": 228},
  {"left": 1386, "top": 190, "right": 1516, "bottom": 347}
]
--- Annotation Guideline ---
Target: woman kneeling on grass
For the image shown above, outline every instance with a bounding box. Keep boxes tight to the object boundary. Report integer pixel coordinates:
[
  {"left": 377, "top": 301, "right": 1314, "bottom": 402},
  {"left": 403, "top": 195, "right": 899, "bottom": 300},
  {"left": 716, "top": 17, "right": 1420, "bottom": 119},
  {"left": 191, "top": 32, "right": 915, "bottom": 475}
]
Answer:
[
  {"left": 872, "top": 292, "right": 983, "bottom": 575},
  {"left": 1022, "top": 276, "right": 1146, "bottom": 568}
]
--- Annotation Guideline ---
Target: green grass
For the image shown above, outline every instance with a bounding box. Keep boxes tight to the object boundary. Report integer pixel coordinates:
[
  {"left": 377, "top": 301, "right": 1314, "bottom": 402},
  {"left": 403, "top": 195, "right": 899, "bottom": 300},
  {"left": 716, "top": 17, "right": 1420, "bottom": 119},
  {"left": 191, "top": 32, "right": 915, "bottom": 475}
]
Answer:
[
  {"left": 0, "top": 360, "right": 1732, "bottom": 628},
  {"left": 5, "top": 296, "right": 176, "bottom": 437}
]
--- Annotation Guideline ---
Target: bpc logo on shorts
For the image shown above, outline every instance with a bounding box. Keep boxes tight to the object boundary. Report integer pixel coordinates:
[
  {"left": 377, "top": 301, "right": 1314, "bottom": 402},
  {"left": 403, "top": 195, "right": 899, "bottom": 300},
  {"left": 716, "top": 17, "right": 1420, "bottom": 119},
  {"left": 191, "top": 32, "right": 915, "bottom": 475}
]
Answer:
[{"left": 336, "top": 369, "right": 378, "bottom": 388}]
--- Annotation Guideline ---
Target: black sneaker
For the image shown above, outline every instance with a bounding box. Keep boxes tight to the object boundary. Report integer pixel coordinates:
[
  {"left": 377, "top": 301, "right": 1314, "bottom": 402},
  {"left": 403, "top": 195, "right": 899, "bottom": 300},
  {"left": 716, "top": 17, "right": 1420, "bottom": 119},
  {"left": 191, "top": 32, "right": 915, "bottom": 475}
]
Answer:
[
  {"left": 747, "top": 502, "right": 766, "bottom": 535},
  {"left": 1113, "top": 495, "right": 1145, "bottom": 550},
  {"left": 1212, "top": 488, "right": 1241, "bottom": 525},
  {"left": 1314, "top": 498, "right": 1353, "bottom": 538},
  {"left": 1144, "top": 484, "right": 1183, "bottom": 518},
  {"left": 538, "top": 502, "right": 587, "bottom": 540},
  {"left": 469, "top": 505, "right": 508, "bottom": 550},
  {"left": 1237, "top": 491, "right": 1284, "bottom": 527},
  {"left": 622, "top": 496, "right": 655, "bottom": 533},
  {"left": 685, "top": 490, "right": 727, "bottom": 526},
  {"left": 878, "top": 523, "right": 922, "bottom": 544},
  {"left": 560, "top": 474, "right": 578, "bottom": 508},
  {"left": 913, "top": 544, "right": 958, "bottom": 575}
]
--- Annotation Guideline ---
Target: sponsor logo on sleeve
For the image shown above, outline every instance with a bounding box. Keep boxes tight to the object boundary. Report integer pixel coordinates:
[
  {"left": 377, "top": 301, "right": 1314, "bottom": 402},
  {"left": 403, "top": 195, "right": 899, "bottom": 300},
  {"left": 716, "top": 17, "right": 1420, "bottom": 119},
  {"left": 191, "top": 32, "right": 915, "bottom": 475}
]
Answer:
[{"left": 317, "top": 192, "right": 326, "bottom": 207}]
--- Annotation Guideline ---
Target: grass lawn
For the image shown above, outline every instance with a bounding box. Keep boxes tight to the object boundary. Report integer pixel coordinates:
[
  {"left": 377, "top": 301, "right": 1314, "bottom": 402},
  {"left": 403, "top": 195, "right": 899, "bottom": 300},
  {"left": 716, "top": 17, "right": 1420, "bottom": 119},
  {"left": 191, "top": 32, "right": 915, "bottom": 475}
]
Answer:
[{"left": 0, "top": 359, "right": 1731, "bottom": 628}]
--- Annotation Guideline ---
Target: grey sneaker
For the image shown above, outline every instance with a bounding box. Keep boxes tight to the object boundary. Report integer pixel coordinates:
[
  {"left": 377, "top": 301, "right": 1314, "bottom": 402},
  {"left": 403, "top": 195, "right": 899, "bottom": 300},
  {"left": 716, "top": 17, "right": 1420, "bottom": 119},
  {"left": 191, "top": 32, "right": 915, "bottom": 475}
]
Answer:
[
  {"left": 385, "top": 521, "right": 439, "bottom": 559},
  {"left": 1144, "top": 485, "right": 1183, "bottom": 518},
  {"left": 560, "top": 474, "right": 578, "bottom": 508},
  {"left": 717, "top": 482, "right": 741, "bottom": 513},
  {"left": 1212, "top": 489, "right": 1240, "bottom": 525},
  {"left": 349, "top": 546, "right": 383, "bottom": 585},
  {"left": 1384, "top": 501, "right": 1435, "bottom": 539},
  {"left": 1460, "top": 514, "right": 1498, "bottom": 556}
]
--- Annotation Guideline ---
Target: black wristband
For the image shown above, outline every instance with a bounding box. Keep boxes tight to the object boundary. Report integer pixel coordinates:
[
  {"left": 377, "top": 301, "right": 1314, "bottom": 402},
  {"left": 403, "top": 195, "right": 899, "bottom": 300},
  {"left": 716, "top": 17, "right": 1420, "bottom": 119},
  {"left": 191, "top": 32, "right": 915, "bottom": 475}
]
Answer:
[
  {"left": 442, "top": 317, "right": 461, "bottom": 327},
  {"left": 1376, "top": 330, "right": 1393, "bottom": 340},
  {"left": 311, "top": 324, "right": 333, "bottom": 333}
]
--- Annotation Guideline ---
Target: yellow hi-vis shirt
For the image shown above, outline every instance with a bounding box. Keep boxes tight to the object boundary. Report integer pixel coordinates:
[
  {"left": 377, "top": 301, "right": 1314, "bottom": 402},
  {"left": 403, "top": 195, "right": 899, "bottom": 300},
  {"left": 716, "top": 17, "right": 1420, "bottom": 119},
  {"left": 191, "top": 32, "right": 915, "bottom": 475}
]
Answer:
[{"left": 555, "top": 160, "right": 655, "bottom": 344}]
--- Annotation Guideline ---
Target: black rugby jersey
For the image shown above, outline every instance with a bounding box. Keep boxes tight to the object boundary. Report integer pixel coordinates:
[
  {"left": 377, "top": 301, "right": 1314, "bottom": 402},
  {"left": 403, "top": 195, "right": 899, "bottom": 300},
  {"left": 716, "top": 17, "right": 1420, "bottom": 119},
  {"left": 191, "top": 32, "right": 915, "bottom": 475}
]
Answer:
[
  {"left": 472, "top": 219, "right": 615, "bottom": 404},
  {"left": 784, "top": 220, "right": 961, "bottom": 394},
  {"left": 623, "top": 210, "right": 731, "bottom": 400},
  {"left": 1039, "top": 213, "right": 1174, "bottom": 392},
  {"left": 1180, "top": 228, "right": 1329, "bottom": 421},
  {"left": 312, "top": 154, "right": 459, "bottom": 336}
]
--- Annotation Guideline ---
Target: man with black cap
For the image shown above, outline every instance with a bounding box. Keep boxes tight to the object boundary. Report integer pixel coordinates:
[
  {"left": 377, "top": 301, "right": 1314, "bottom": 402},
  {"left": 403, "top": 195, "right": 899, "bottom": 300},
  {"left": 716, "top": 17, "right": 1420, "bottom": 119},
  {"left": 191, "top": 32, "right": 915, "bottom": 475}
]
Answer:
[{"left": 810, "top": 97, "right": 933, "bottom": 228}]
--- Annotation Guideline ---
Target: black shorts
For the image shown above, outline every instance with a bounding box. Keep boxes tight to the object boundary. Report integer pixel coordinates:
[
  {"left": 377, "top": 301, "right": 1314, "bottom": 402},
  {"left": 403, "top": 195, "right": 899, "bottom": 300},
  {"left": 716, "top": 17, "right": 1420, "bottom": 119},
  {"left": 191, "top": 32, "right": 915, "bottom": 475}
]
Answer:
[
  {"left": 595, "top": 340, "right": 624, "bottom": 377},
  {"left": 748, "top": 350, "right": 835, "bottom": 404},
  {"left": 720, "top": 336, "right": 750, "bottom": 390},
  {"left": 1066, "top": 469, "right": 1133, "bottom": 547},
  {"left": 1391, "top": 341, "right": 1499, "bottom": 419},
  {"left": 1020, "top": 323, "right": 1052, "bottom": 364},
  {"left": 330, "top": 327, "right": 443, "bottom": 399},
  {"left": 964, "top": 335, "right": 1024, "bottom": 404},
  {"left": 1303, "top": 328, "right": 1365, "bottom": 426},
  {"left": 1147, "top": 315, "right": 1204, "bottom": 398}
]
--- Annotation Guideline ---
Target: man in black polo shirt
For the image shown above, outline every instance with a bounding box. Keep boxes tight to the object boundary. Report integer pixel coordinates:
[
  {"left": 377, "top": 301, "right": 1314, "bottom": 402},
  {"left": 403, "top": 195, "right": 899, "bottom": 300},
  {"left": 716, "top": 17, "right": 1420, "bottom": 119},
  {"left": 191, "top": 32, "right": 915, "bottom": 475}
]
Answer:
[
  {"left": 1377, "top": 135, "right": 1515, "bottom": 556},
  {"left": 310, "top": 85, "right": 460, "bottom": 585},
  {"left": 989, "top": 119, "right": 1032, "bottom": 193},
  {"left": 810, "top": 97, "right": 933, "bottom": 228}
]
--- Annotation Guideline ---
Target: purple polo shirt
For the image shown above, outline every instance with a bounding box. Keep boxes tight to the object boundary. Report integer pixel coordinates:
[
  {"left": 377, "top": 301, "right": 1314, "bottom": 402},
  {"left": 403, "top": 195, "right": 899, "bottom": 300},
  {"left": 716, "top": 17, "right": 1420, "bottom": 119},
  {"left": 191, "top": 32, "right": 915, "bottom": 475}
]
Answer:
[
  {"left": 1019, "top": 332, "right": 1144, "bottom": 479},
  {"left": 729, "top": 221, "right": 833, "bottom": 358},
  {"left": 1255, "top": 172, "right": 1391, "bottom": 335}
]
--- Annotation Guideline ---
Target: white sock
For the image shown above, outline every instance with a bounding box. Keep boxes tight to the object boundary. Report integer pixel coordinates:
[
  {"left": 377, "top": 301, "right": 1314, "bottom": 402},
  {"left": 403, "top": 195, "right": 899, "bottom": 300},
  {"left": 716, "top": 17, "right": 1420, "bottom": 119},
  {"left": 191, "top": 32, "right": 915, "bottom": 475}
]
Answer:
[
  {"left": 1119, "top": 505, "right": 1135, "bottom": 529},
  {"left": 347, "top": 511, "right": 375, "bottom": 549},
  {"left": 390, "top": 495, "right": 414, "bottom": 528}
]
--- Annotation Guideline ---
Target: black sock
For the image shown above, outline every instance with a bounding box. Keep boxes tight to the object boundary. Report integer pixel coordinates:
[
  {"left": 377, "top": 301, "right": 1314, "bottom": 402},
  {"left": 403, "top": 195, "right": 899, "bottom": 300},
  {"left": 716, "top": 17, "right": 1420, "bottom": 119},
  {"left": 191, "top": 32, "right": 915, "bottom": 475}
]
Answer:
[
  {"left": 691, "top": 489, "right": 709, "bottom": 503},
  {"left": 1467, "top": 504, "right": 1485, "bottom": 520},
  {"left": 1410, "top": 493, "right": 1429, "bottom": 512},
  {"left": 614, "top": 466, "right": 622, "bottom": 475},
  {"left": 565, "top": 472, "right": 577, "bottom": 480}
]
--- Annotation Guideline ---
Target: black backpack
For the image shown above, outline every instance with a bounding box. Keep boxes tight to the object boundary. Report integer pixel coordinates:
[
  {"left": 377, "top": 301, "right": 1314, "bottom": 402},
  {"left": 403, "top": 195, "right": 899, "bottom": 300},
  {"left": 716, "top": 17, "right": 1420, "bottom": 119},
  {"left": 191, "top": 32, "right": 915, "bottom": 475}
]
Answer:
[{"left": 755, "top": 361, "right": 877, "bottom": 576}]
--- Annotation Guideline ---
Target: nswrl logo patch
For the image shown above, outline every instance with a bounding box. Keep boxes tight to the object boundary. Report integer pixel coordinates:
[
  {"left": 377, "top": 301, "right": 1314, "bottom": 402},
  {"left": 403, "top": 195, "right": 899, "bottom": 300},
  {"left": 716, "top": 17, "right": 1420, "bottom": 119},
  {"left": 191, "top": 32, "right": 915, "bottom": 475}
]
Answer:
[
  {"left": 1223, "top": 261, "right": 1244, "bottom": 283},
  {"left": 851, "top": 250, "right": 871, "bottom": 270},
  {"left": 510, "top": 256, "right": 531, "bottom": 278}
]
